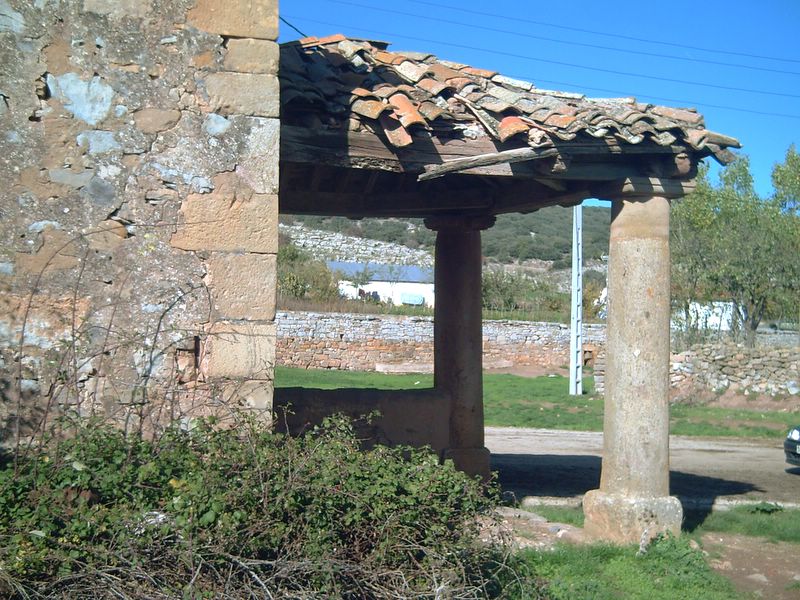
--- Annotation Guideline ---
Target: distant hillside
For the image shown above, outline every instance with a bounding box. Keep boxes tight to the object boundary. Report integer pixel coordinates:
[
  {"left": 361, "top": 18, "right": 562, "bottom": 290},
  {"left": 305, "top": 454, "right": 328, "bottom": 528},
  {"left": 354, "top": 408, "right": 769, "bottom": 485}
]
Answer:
[{"left": 282, "top": 205, "right": 610, "bottom": 266}]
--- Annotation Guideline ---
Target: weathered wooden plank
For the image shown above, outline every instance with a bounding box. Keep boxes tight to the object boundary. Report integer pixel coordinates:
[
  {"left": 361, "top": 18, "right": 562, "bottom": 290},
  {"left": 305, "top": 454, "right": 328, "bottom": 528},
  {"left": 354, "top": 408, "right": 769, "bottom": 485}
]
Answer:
[
  {"left": 281, "top": 125, "right": 687, "bottom": 180},
  {"left": 280, "top": 189, "right": 493, "bottom": 217},
  {"left": 418, "top": 147, "right": 560, "bottom": 181}
]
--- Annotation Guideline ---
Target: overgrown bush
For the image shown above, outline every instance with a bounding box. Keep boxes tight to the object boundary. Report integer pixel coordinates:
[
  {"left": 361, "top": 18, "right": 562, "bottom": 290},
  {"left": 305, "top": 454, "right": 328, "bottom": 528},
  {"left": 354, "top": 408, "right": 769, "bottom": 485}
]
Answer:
[
  {"left": 0, "top": 415, "right": 526, "bottom": 598},
  {"left": 277, "top": 234, "right": 341, "bottom": 302}
]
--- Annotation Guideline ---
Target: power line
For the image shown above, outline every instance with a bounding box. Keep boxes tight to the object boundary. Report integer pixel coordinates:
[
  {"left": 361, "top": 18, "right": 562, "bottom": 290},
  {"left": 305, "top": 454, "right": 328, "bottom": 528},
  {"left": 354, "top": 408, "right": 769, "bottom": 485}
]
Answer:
[
  {"left": 321, "top": 0, "right": 800, "bottom": 77},
  {"left": 404, "top": 0, "right": 800, "bottom": 65},
  {"left": 281, "top": 15, "right": 800, "bottom": 120},
  {"left": 280, "top": 16, "right": 308, "bottom": 38},
  {"left": 509, "top": 75, "right": 800, "bottom": 121},
  {"left": 283, "top": 15, "right": 800, "bottom": 100}
]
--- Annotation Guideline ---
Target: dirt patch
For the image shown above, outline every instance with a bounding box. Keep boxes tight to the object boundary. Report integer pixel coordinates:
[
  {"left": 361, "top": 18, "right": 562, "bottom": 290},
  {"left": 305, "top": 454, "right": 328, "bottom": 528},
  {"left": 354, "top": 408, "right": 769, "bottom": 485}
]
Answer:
[
  {"left": 703, "top": 532, "right": 800, "bottom": 599},
  {"left": 670, "top": 380, "right": 800, "bottom": 412},
  {"left": 707, "top": 387, "right": 800, "bottom": 412}
]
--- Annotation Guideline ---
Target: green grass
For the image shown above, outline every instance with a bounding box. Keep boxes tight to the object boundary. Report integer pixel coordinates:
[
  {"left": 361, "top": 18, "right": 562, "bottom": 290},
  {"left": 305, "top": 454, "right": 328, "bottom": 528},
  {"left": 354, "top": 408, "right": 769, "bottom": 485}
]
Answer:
[
  {"left": 690, "top": 504, "right": 800, "bottom": 544},
  {"left": 526, "top": 504, "right": 585, "bottom": 527},
  {"left": 275, "top": 368, "right": 799, "bottom": 438},
  {"left": 275, "top": 366, "right": 434, "bottom": 389},
  {"left": 513, "top": 535, "right": 741, "bottom": 600}
]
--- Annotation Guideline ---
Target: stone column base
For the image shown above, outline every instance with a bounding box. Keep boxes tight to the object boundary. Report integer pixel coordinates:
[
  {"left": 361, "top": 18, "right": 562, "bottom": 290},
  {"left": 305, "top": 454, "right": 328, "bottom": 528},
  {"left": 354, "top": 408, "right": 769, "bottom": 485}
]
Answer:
[
  {"left": 442, "top": 447, "right": 491, "bottom": 481},
  {"left": 583, "top": 490, "right": 682, "bottom": 544}
]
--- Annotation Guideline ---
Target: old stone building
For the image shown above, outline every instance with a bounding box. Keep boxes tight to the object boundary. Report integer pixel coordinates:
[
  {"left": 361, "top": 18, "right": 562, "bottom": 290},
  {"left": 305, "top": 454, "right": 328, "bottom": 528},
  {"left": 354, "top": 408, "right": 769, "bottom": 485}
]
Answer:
[
  {"left": 2, "top": 0, "right": 744, "bottom": 545},
  {"left": 1, "top": 0, "right": 280, "bottom": 436}
]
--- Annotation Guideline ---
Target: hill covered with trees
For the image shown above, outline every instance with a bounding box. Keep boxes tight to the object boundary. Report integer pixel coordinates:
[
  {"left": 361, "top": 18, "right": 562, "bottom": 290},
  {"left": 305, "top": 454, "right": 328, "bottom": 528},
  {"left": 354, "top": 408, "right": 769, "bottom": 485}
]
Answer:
[{"left": 282, "top": 205, "right": 611, "bottom": 266}]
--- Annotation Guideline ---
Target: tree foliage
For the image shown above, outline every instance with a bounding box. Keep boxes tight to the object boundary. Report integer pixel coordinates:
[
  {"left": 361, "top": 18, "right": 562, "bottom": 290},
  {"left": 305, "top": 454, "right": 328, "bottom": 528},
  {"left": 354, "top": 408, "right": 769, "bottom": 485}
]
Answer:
[
  {"left": 671, "top": 153, "right": 800, "bottom": 344},
  {"left": 276, "top": 233, "right": 340, "bottom": 302}
]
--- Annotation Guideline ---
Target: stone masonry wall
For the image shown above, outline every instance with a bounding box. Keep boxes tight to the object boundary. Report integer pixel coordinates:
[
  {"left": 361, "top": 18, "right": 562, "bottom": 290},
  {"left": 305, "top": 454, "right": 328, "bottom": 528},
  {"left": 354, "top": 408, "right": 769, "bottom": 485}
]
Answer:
[
  {"left": 1, "top": 0, "right": 279, "bottom": 440},
  {"left": 277, "top": 312, "right": 799, "bottom": 397},
  {"left": 276, "top": 311, "right": 606, "bottom": 372},
  {"left": 671, "top": 344, "right": 799, "bottom": 396}
]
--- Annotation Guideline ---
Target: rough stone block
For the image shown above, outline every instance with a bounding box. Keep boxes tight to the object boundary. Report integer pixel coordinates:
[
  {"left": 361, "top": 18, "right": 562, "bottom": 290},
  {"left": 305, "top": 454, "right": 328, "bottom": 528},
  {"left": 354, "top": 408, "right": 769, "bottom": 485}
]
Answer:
[
  {"left": 583, "top": 490, "right": 683, "bottom": 544},
  {"left": 170, "top": 173, "right": 278, "bottom": 253},
  {"left": 221, "top": 380, "right": 274, "bottom": 421},
  {"left": 187, "top": 0, "right": 278, "bottom": 40},
  {"left": 223, "top": 39, "right": 279, "bottom": 74},
  {"left": 134, "top": 108, "right": 181, "bottom": 134},
  {"left": 201, "top": 321, "right": 276, "bottom": 379},
  {"left": 206, "top": 252, "right": 276, "bottom": 320},
  {"left": 236, "top": 118, "right": 279, "bottom": 194},
  {"left": 204, "top": 73, "right": 279, "bottom": 117}
]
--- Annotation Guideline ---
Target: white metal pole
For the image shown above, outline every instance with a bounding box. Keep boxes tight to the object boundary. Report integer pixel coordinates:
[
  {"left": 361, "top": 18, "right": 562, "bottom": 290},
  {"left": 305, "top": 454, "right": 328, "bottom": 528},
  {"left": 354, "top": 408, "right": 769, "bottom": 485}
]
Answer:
[{"left": 569, "top": 204, "right": 583, "bottom": 395}]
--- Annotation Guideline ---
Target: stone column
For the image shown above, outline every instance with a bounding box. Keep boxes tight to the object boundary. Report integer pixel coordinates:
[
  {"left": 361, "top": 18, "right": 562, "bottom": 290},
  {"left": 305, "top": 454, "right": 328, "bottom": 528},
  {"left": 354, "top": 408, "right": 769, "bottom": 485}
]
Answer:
[
  {"left": 583, "top": 195, "right": 682, "bottom": 543},
  {"left": 425, "top": 215, "right": 494, "bottom": 479}
]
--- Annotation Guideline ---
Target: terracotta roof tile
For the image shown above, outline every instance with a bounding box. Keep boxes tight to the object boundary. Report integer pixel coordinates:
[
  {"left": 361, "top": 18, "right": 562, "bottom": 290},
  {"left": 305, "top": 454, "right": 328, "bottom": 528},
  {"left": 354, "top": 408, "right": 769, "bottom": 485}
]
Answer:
[
  {"left": 351, "top": 98, "right": 390, "bottom": 119},
  {"left": 426, "top": 63, "right": 464, "bottom": 82},
  {"left": 544, "top": 114, "right": 577, "bottom": 129},
  {"left": 395, "top": 61, "right": 430, "bottom": 83},
  {"left": 498, "top": 116, "right": 530, "bottom": 142},
  {"left": 378, "top": 112, "right": 413, "bottom": 147},
  {"left": 491, "top": 74, "right": 533, "bottom": 91},
  {"left": 445, "top": 77, "right": 478, "bottom": 93},
  {"left": 416, "top": 77, "right": 450, "bottom": 95},
  {"left": 389, "top": 92, "right": 427, "bottom": 128},
  {"left": 461, "top": 66, "right": 498, "bottom": 79},
  {"left": 281, "top": 35, "right": 740, "bottom": 163}
]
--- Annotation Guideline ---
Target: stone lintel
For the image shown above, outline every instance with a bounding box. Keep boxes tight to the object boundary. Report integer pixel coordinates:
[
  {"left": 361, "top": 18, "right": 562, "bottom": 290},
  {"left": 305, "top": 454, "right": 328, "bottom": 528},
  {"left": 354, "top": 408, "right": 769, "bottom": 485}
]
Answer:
[
  {"left": 594, "top": 176, "right": 695, "bottom": 200},
  {"left": 442, "top": 446, "right": 491, "bottom": 481},
  {"left": 583, "top": 490, "right": 683, "bottom": 545}
]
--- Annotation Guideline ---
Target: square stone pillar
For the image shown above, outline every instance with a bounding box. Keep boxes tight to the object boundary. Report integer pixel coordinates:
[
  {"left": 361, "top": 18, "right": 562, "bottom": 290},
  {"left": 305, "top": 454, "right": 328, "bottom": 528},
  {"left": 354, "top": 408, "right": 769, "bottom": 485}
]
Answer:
[
  {"left": 178, "top": 0, "right": 280, "bottom": 422},
  {"left": 583, "top": 196, "right": 683, "bottom": 543},
  {"left": 425, "top": 215, "right": 494, "bottom": 479}
]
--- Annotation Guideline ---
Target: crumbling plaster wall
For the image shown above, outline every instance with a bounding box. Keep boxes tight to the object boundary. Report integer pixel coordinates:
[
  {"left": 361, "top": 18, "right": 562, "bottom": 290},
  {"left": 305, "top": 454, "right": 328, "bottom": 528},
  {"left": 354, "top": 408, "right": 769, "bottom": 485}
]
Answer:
[{"left": 0, "top": 0, "right": 279, "bottom": 440}]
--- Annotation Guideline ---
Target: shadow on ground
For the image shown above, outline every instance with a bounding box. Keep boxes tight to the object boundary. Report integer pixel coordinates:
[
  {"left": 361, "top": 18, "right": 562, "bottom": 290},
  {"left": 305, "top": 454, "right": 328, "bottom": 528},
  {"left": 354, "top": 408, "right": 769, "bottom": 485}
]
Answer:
[{"left": 492, "top": 453, "right": 762, "bottom": 530}]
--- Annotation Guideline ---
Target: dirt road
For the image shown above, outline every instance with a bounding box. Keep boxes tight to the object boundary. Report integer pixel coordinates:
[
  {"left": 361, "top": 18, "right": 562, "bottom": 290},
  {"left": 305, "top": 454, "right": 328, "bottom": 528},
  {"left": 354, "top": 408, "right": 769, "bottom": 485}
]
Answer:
[{"left": 486, "top": 427, "right": 800, "bottom": 508}]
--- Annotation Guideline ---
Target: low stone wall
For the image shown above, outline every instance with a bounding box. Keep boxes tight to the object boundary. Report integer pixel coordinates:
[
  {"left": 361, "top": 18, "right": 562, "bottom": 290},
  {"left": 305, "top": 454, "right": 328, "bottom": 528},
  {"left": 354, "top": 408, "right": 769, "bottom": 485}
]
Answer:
[
  {"left": 276, "top": 311, "right": 606, "bottom": 372},
  {"left": 672, "top": 344, "right": 799, "bottom": 396},
  {"left": 277, "top": 311, "right": 800, "bottom": 397}
]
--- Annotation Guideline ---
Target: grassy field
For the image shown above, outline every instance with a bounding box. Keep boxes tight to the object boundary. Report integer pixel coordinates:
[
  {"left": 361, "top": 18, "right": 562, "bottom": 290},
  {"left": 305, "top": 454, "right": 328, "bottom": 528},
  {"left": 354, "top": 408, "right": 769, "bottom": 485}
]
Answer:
[
  {"left": 274, "top": 367, "right": 799, "bottom": 439},
  {"left": 512, "top": 535, "right": 740, "bottom": 600},
  {"left": 528, "top": 502, "right": 800, "bottom": 545}
]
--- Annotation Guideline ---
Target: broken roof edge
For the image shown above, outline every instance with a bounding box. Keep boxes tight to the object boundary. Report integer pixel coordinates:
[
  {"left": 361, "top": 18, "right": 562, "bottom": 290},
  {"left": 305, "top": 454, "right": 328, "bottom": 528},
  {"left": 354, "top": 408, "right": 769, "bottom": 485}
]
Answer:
[{"left": 280, "top": 35, "right": 741, "bottom": 166}]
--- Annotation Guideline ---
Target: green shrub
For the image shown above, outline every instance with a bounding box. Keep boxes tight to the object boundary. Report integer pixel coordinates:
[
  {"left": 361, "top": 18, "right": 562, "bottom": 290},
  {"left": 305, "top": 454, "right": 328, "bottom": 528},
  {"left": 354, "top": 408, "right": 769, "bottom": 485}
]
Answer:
[{"left": 0, "top": 415, "right": 526, "bottom": 598}]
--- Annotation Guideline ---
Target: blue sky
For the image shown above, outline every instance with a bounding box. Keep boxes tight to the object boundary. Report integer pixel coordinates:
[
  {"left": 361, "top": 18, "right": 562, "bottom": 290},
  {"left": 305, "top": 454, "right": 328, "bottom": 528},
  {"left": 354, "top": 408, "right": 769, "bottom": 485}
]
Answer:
[{"left": 279, "top": 0, "right": 800, "bottom": 201}]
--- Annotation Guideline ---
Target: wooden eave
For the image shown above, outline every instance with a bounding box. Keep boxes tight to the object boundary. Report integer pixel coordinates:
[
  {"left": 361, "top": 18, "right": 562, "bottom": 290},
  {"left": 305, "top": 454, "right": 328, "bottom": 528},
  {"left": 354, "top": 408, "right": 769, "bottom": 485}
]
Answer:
[{"left": 280, "top": 124, "right": 700, "bottom": 218}]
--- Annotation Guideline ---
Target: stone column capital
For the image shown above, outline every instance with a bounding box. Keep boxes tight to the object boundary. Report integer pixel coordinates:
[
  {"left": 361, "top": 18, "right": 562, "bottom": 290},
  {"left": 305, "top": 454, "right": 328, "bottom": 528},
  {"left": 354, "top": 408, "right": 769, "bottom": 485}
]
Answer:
[{"left": 424, "top": 214, "right": 496, "bottom": 232}]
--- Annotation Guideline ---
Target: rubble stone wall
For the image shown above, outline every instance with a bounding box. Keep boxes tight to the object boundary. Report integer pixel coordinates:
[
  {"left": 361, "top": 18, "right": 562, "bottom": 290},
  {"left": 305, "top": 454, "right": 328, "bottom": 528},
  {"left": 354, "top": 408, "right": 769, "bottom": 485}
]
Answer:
[
  {"left": 276, "top": 311, "right": 606, "bottom": 371},
  {"left": 1, "top": 0, "right": 279, "bottom": 439},
  {"left": 276, "top": 312, "right": 799, "bottom": 397},
  {"left": 671, "top": 344, "right": 799, "bottom": 396}
]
